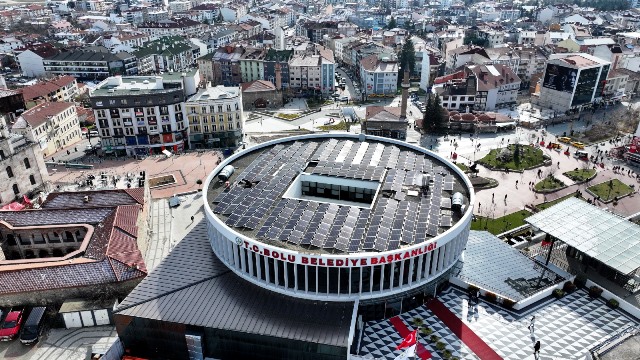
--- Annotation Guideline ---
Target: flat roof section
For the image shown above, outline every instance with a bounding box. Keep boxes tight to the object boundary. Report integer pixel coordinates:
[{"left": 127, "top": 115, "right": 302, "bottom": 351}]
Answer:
[
  {"left": 207, "top": 138, "right": 471, "bottom": 255},
  {"left": 526, "top": 197, "right": 640, "bottom": 275},
  {"left": 453, "top": 231, "right": 566, "bottom": 301}
]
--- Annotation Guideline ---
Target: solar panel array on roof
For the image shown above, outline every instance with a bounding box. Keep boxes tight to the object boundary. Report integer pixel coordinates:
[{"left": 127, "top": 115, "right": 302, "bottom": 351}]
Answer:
[{"left": 211, "top": 139, "right": 465, "bottom": 254}]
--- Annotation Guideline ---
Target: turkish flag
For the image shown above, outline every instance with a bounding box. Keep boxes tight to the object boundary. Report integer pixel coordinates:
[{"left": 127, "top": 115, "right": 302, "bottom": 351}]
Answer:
[{"left": 396, "top": 329, "right": 418, "bottom": 350}]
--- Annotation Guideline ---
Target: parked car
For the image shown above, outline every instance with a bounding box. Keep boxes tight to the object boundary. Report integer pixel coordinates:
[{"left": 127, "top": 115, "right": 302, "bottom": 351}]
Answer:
[
  {"left": 0, "top": 309, "right": 24, "bottom": 341},
  {"left": 557, "top": 136, "right": 571, "bottom": 143},
  {"left": 20, "top": 307, "right": 46, "bottom": 345},
  {"left": 571, "top": 141, "right": 585, "bottom": 149}
]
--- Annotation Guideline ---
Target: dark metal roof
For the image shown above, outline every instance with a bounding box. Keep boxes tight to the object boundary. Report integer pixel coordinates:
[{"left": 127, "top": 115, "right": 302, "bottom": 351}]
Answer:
[
  {"left": 115, "top": 221, "right": 355, "bottom": 347},
  {"left": 0, "top": 208, "right": 113, "bottom": 226},
  {"left": 42, "top": 189, "right": 143, "bottom": 209}
]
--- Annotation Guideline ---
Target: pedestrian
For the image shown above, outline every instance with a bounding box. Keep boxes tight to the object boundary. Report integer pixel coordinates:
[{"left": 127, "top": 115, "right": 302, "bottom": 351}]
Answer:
[
  {"left": 528, "top": 316, "right": 535, "bottom": 332},
  {"left": 504, "top": 194, "right": 508, "bottom": 201},
  {"left": 534, "top": 340, "right": 541, "bottom": 358},
  {"left": 492, "top": 193, "right": 495, "bottom": 202},
  {"left": 515, "top": 180, "right": 519, "bottom": 187},
  {"left": 557, "top": 161, "right": 560, "bottom": 168},
  {"left": 190, "top": 215, "right": 194, "bottom": 223}
]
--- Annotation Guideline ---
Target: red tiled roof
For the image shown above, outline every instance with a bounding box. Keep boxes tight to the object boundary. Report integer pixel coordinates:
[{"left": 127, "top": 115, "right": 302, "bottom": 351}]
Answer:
[
  {"left": 20, "top": 76, "right": 76, "bottom": 102},
  {"left": 241, "top": 80, "right": 276, "bottom": 92},
  {"left": 0, "top": 189, "right": 148, "bottom": 296},
  {"left": 124, "top": 188, "right": 145, "bottom": 205},
  {"left": 21, "top": 102, "right": 75, "bottom": 128}
]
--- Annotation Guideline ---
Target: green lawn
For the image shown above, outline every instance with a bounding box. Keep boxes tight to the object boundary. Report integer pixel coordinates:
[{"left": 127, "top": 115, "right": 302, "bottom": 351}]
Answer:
[
  {"left": 477, "top": 144, "right": 544, "bottom": 170},
  {"left": 471, "top": 210, "right": 532, "bottom": 235},
  {"left": 535, "top": 193, "right": 584, "bottom": 211},
  {"left": 318, "top": 122, "right": 350, "bottom": 131},
  {"left": 534, "top": 176, "right": 565, "bottom": 191},
  {"left": 563, "top": 168, "right": 597, "bottom": 182},
  {"left": 277, "top": 113, "right": 299, "bottom": 120},
  {"left": 455, "top": 163, "right": 469, "bottom": 172},
  {"left": 587, "top": 179, "right": 634, "bottom": 202}
]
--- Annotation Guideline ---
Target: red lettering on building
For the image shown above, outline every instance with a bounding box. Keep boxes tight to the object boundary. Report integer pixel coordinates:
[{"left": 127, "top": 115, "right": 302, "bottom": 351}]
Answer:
[
  {"left": 327, "top": 259, "right": 334, "bottom": 266},
  {"left": 311, "top": 258, "right": 318, "bottom": 265},
  {"left": 301, "top": 257, "right": 309, "bottom": 264},
  {"left": 336, "top": 259, "right": 344, "bottom": 266},
  {"left": 264, "top": 249, "right": 270, "bottom": 257},
  {"left": 370, "top": 257, "right": 378, "bottom": 265}
]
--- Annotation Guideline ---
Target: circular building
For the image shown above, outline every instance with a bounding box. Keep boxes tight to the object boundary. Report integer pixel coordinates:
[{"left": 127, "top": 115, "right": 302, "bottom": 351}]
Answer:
[{"left": 204, "top": 134, "right": 474, "bottom": 302}]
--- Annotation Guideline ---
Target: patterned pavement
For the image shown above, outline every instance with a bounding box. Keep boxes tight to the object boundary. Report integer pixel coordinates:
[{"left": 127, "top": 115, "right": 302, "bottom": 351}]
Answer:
[{"left": 359, "top": 287, "right": 638, "bottom": 360}]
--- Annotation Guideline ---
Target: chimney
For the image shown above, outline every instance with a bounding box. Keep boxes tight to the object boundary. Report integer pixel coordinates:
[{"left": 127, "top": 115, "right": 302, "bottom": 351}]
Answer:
[{"left": 399, "top": 69, "right": 410, "bottom": 120}]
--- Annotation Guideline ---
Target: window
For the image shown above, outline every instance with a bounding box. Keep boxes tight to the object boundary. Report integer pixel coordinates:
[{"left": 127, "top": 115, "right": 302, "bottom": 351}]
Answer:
[
  {"left": 218, "top": 114, "right": 223, "bottom": 122},
  {"left": 218, "top": 105, "right": 223, "bottom": 112},
  {"left": 29, "top": 175, "right": 36, "bottom": 185},
  {"left": 6, "top": 166, "right": 13, "bottom": 178},
  {"left": 12, "top": 183, "right": 19, "bottom": 195}
]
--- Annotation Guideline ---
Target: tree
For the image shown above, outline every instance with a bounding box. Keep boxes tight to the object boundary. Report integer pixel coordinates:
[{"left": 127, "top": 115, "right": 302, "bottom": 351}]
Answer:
[
  {"left": 398, "top": 38, "right": 416, "bottom": 84},
  {"left": 423, "top": 95, "right": 446, "bottom": 133},
  {"left": 463, "top": 34, "right": 489, "bottom": 48},
  {"left": 386, "top": 16, "right": 397, "bottom": 30},
  {"left": 513, "top": 144, "right": 521, "bottom": 166}
]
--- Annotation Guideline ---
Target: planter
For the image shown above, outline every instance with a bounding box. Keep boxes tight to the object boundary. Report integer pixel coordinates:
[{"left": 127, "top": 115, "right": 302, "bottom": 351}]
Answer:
[
  {"left": 553, "top": 289, "right": 565, "bottom": 299},
  {"left": 588, "top": 286, "right": 603, "bottom": 299},
  {"left": 606, "top": 298, "right": 619, "bottom": 309},
  {"left": 484, "top": 292, "right": 497, "bottom": 303},
  {"left": 562, "top": 281, "right": 577, "bottom": 294}
]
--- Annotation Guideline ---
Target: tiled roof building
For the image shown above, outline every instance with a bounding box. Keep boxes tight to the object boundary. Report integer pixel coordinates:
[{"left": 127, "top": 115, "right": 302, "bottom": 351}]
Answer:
[{"left": 0, "top": 188, "right": 149, "bottom": 306}]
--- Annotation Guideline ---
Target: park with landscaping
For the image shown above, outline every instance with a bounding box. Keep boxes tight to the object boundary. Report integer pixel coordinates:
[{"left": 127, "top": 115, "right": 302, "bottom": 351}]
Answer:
[
  {"left": 563, "top": 168, "right": 597, "bottom": 182},
  {"left": 477, "top": 144, "right": 545, "bottom": 171},
  {"left": 470, "top": 209, "right": 532, "bottom": 235},
  {"left": 534, "top": 175, "right": 565, "bottom": 192},
  {"left": 587, "top": 179, "right": 634, "bottom": 202}
]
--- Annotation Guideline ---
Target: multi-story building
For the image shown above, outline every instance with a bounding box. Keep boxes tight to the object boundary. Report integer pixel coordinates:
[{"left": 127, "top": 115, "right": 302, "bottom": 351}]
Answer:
[
  {"left": 168, "top": 1, "right": 192, "bottom": 12},
  {"left": 264, "top": 49, "right": 293, "bottom": 90},
  {"left": 134, "top": 36, "right": 200, "bottom": 74},
  {"left": 137, "top": 18, "right": 208, "bottom": 38},
  {"left": 359, "top": 54, "right": 399, "bottom": 96},
  {"left": 0, "top": 116, "right": 49, "bottom": 205},
  {"left": 436, "top": 64, "right": 521, "bottom": 111},
  {"left": 210, "top": 46, "right": 245, "bottom": 86},
  {"left": 43, "top": 48, "right": 137, "bottom": 81},
  {"left": 20, "top": 76, "right": 79, "bottom": 107},
  {"left": 11, "top": 102, "right": 81, "bottom": 157},
  {"left": 239, "top": 48, "right": 266, "bottom": 83},
  {"left": 289, "top": 46, "right": 335, "bottom": 95},
  {"left": 15, "top": 43, "right": 60, "bottom": 78},
  {"left": 538, "top": 53, "right": 611, "bottom": 112},
  {"left": 89, "top": 70, "right": 200, "bottom": 156},
  {"left": 185, "top": 85, "right": 243, "bottom": 149}
]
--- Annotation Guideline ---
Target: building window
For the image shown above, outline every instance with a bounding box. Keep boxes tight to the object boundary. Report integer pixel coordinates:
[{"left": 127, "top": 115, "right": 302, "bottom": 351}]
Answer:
[
  {"left": 12, "top": 183, "right": 19, "bottom": 194},
  {"left": 29, "top": 175, "right": 36, "bottom": 185},
  {"left": 6, "top": 166, "right": 13, "bottom": 178}
]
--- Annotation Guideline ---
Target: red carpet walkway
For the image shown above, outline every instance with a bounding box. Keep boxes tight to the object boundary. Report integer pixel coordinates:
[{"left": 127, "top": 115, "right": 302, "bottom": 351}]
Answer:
[
  {"left": 427, "top": 299, "right": 504, "bottom": 360},
  {"left": 389, "top": 316, "right": 432, "bottom": 359}
]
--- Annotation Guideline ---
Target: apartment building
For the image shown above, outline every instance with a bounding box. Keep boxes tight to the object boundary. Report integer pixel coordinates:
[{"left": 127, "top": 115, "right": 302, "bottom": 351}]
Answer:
[
  {"left": 134, "top": 36, "right": 200, "bottom": 74},
  {"left": 185, "top": 85, "right": 244, "bottom": 149},
  {"left": 359, "top": 54, "right": 399, "bottom": 96},
  {"left": 239, "top": 48, "right": 266, "bottom": 83},
  {"left": 137, "top": 18, "right": 208, "bottom": 38},
  {"left": 11, "top": 102, "right": 81, "bottom": 157},
  {"left": 43, "top": 48, "right": 137, "bottom": 81},
  {"left": 289, "top": 47, "right": 335, "bottom": 95},
  {"left": 89, "top": 70, "right": 200, "bottom": 156}
]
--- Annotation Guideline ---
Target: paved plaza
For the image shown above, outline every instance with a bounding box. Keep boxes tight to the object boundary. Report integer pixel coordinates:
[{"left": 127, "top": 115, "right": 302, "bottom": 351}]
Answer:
[{"left": 359, "top": 287, "right": 639, "bottom": 360}]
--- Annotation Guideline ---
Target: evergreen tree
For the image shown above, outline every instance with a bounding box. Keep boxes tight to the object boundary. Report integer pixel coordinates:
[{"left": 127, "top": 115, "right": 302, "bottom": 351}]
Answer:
[
  {"left": 398, "top": 38, "right": 416, "bottom": 84},
  {"left": 386, "top": 16, "right": 397, "bottom": 29},
  {"left": 422, "top": 95, "right": 446, "bottom": 133}
]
